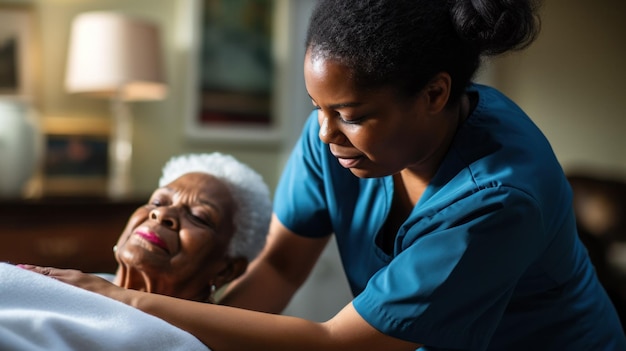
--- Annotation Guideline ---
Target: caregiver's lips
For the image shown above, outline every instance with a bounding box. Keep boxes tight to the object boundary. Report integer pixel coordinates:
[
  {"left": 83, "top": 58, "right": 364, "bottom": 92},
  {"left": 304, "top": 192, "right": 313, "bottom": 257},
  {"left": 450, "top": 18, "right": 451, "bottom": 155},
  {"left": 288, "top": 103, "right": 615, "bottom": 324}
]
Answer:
[
  {"left": 336, "top": 156, "right": 364, "bottom": 168},
  {"left": 135, "top": 231, "right": 169, "bottom": 253}
]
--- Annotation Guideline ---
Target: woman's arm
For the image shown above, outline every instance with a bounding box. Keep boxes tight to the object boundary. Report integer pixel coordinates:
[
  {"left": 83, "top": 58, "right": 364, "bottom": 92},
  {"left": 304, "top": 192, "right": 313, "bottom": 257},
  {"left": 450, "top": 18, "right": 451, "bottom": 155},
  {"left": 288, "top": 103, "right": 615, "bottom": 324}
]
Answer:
[
  {"left": 23, "top": 259, "right": 420, "bottom": 351},
  {"left": 219, "top": 214, "right": 330, "bottom": 313},
  {"left": 22, "top": 214, "right": 421, "bottom": 350},
  {"left": 22, "top": 265, "right": 420, "bottom": 351},
  {"left": 126, "top": 288, "right": 421, "bottom": 351}
]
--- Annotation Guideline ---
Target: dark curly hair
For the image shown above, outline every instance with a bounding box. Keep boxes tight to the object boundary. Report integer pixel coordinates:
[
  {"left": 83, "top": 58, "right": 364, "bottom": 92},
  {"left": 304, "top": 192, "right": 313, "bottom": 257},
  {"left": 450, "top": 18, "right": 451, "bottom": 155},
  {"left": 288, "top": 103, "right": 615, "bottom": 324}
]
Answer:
[{"left": 305, "top": 0, "right": 541, "bottom": 102}]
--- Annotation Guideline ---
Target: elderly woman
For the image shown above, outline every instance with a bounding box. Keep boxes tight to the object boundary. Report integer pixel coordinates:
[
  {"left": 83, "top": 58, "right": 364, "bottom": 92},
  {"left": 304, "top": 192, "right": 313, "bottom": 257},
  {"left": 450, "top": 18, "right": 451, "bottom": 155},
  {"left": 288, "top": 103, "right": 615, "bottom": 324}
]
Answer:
[
  {"left": 109, "top": 152, "right": 272, "bottom": 302},
  {"left": 0, "top": 152, "right": 271, "bottom": 351}
]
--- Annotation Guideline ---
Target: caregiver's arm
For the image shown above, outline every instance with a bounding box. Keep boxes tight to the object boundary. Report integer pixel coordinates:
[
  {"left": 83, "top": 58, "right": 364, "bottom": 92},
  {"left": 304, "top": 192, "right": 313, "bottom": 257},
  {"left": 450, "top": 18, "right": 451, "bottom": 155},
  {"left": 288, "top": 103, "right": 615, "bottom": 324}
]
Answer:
[
  {"left": 22, "top": 218, "right": 422, "bottom": 351},
  {"left": 219, "top": 214, "right": 330, "bottom": 313},
  {"left": 124, "top": 289, "right": 421, "bottom": 351},
  {"left": 22, "top": 266, "right": 420, "bottom": 350}
]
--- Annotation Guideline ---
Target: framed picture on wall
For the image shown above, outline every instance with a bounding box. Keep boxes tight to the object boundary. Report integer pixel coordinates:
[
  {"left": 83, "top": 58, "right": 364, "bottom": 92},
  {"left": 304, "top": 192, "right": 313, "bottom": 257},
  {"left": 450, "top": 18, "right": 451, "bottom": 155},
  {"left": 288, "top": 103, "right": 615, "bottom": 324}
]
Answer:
[
  {"left": 0, "top": 4, "right": 36, "bottom": 97},
  {"left": 40, "top": 116, "right": 111, "bottom": 197},
  {"left": 182, "top": 0, "right": 282, "bottom": 144}
]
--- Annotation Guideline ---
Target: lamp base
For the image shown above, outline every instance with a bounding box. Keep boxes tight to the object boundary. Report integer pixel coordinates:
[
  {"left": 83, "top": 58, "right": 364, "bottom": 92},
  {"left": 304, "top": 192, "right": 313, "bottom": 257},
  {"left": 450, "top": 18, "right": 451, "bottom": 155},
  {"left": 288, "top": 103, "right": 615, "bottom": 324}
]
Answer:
[{"left": 108, "top": 98, "right": 133, "bottom": 199}]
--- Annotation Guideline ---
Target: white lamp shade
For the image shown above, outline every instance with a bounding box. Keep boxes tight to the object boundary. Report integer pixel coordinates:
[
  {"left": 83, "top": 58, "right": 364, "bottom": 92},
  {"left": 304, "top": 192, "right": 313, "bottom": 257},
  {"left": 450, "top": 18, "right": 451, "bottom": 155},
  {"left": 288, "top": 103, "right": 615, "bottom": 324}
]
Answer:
[{"left": 65, "top": 11, "right": 167, "bottom": 101}]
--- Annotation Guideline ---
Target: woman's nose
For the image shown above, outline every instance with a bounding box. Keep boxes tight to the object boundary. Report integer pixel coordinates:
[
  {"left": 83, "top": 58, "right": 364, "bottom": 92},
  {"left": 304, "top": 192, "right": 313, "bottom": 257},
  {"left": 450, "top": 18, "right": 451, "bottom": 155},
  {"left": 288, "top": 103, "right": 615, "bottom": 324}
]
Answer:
[
  {"left": 149, "top": 207, "right": 179, "bottom": 229},
  {"left": 318, "top": 113, "right": 344, "bottom": 145}
]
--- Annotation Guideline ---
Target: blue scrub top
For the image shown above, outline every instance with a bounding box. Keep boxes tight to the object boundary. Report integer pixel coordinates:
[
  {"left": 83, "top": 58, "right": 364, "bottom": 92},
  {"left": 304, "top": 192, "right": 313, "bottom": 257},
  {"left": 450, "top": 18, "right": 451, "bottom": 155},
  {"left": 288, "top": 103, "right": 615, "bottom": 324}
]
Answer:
[{"left": 274, "top": 84, "right": 626, "bottom": 350}]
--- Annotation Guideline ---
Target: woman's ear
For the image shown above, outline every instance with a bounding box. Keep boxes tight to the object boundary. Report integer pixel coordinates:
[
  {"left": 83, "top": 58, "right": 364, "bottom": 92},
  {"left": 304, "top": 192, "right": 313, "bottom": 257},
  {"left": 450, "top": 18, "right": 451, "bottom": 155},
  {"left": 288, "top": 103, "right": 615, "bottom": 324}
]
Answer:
[
  {"left": 423, "top": 72, "right": 452, "bottom": 114},
  {"left": 214, "top": 257, "right": 248, "bottom": 288}
]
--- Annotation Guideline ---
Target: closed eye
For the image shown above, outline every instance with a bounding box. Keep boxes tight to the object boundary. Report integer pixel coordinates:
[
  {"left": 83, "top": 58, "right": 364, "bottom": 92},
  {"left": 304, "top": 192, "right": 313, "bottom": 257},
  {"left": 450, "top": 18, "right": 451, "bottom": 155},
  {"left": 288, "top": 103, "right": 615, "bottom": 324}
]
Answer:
[
  {"left": 192, "top": 215, "right": 213, "bottom": 227},
  {"left": 338, "top": 114, "right": 366, "bottom": 125},
  {"left": 188, "top": 207, "right": 217, "bottom": 229},
  {"left": 148, "top": 187, "right": 173, "bottom": 207},
  {"left": 313, "top": 105, "right": 365, "bottom": 125},
  {"left": 310, "top": 97, "right": 367, "bottom": 124}
]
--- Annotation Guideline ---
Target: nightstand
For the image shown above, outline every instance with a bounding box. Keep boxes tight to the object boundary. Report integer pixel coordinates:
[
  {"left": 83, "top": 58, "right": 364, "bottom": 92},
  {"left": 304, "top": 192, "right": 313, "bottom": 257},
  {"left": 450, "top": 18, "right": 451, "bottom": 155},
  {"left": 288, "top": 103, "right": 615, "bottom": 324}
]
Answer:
[{"left": 0, "top": 197, "right": 144, "bottom": 273}]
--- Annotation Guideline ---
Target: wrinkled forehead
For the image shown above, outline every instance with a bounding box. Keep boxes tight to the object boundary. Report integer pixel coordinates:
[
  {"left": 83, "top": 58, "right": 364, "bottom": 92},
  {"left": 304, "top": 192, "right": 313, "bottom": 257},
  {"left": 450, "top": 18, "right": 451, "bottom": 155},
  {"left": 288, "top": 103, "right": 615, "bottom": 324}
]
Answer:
[{"left": 164, "top": 172, "right": 233, "bottom": 202}]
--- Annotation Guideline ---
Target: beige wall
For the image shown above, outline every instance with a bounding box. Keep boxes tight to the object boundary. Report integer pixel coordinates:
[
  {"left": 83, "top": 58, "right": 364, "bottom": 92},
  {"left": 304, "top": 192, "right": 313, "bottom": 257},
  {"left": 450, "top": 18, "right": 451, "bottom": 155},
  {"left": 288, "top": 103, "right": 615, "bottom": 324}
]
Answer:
[
  {"left": 29, "top": 0, "right": 288, "bottom": 199},
  {"left": 17, "top": 0, "right": 626, "bottom": 201},
  {"left": 483, "top": 0, "right": 626, "bottom": 178}
]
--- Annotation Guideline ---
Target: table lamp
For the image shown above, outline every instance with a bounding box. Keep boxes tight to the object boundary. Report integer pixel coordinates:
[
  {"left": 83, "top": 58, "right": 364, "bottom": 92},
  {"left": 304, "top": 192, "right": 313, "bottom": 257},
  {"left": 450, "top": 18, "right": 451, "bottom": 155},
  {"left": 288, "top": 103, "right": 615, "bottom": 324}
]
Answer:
[{"left": 65, "top": 11, "right": 167, "bottom": 199}]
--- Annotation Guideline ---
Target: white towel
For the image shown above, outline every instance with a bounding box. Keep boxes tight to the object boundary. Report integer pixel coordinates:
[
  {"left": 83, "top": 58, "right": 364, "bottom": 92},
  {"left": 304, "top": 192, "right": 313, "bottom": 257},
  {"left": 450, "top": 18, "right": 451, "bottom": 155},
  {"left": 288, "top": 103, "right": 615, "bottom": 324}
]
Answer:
[{"left": 0, "top": 263, "right": 209, "bottom": 351}]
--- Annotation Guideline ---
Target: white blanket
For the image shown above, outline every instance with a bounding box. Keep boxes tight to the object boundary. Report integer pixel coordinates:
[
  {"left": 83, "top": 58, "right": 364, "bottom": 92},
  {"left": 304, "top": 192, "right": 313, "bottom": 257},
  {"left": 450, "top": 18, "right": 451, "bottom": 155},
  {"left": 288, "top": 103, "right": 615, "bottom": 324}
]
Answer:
[{"left": 0, "top": 263, "right": 209, "bottom": 351}]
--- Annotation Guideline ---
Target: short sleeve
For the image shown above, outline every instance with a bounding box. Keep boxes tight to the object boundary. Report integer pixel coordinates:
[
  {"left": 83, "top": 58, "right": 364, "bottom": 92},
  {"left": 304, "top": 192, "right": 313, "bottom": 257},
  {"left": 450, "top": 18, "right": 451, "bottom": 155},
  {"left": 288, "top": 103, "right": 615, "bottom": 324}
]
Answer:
[{"left": 353, "top": 186, "right": 544, "bottom": 350}]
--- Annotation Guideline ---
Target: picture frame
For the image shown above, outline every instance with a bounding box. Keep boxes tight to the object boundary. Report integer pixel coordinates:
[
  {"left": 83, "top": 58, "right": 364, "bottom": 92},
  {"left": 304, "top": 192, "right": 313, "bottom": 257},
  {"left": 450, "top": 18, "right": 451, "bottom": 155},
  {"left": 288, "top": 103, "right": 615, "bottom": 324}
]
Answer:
[
  {"left": 40, "top": 116, "right": 111, "bottom": 197},
  {"left": 0, "top": 4, "right": 36, "bottom": 97},
  {"left": 182, "top": 0, "right": 282, "bottom": 144}
]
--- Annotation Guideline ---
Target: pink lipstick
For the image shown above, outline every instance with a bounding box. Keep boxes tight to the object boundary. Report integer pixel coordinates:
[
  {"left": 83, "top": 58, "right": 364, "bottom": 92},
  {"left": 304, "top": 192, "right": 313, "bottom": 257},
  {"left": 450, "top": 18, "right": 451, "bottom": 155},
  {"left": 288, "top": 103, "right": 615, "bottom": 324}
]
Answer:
[{"left": 135, "top": 230, "right": 169, "bottom": 253}]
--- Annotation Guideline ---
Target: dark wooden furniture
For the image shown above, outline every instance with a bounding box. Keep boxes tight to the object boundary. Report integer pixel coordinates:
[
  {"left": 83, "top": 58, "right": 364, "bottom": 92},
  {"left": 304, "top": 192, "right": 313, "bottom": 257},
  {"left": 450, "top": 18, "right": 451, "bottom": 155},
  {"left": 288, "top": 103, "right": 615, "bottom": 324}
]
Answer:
[
  {"left": 0, "top": 197, "right": 144, "bottom": 273},
  {"left": 569, "top": 174, "right": 626, "bottom": 331}
]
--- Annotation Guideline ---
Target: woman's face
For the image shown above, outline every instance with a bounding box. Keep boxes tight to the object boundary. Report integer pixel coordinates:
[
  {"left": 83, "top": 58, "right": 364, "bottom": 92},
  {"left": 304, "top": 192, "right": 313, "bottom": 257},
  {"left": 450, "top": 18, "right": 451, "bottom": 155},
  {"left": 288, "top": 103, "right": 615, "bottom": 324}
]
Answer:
[
  {"left": 304, "top": 50, "right": 453, "bottom": 178},
  {"left": 114, "top": 172, "right": 239, "bottom": 301}
]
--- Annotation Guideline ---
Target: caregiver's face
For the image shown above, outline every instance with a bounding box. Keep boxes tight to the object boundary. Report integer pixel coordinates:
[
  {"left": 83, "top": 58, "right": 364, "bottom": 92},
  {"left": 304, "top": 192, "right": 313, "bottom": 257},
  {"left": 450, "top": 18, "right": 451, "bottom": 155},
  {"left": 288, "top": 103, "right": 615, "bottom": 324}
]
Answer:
[
  {"left": 304, "top": 49, "right": 448, "bottom": 178},
  {"left": 115, "top": 172, "right": 237, "bottom": 301}
]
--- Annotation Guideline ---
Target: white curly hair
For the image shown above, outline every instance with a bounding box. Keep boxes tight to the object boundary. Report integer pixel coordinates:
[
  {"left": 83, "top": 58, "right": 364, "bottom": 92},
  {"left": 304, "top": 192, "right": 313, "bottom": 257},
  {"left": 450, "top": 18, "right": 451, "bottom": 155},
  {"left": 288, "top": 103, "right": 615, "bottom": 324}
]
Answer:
[{"left": 158, "top": 152, "right": 271, "bottom": 261}]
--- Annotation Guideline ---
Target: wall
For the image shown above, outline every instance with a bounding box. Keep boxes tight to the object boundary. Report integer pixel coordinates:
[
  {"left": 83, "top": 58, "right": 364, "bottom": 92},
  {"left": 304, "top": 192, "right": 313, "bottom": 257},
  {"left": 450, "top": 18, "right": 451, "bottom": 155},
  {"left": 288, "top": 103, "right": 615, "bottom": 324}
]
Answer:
[
  {"left": 29, "top": 0, "right": 295, "bottom": 198},
  {"left": 484, "top": 0, "right": 626, "bottom": 178}
]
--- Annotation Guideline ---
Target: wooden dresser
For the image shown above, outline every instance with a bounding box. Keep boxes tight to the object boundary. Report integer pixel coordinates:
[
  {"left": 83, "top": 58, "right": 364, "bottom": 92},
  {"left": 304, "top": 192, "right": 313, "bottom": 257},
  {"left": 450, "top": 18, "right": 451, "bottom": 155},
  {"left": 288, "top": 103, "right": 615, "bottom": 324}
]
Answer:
[{"left": 0, "top": 197, "right": 144, "bottom": 273}]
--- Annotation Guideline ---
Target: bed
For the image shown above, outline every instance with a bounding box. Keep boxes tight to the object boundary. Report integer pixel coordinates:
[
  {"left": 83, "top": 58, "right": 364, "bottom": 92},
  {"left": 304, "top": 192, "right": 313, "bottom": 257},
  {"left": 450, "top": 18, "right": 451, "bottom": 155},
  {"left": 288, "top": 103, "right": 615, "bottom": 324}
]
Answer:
[{"left": 0, "top": 263, "right": 209, "bottom": 350}]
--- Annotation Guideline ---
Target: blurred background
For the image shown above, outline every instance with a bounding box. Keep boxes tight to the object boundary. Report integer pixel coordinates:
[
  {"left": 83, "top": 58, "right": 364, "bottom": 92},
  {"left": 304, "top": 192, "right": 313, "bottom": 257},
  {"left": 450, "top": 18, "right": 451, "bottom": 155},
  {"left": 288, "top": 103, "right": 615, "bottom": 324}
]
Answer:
[{"left": 0, "top": 0, "right": 624, "bottom": 322}]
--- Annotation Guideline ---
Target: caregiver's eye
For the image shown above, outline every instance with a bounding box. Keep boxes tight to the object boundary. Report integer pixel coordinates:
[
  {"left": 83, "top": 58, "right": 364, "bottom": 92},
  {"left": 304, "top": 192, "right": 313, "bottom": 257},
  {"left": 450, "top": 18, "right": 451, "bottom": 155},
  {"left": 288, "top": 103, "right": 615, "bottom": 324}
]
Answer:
[{"left": 338, "top": 113, "right": 365, "bottom": 125}]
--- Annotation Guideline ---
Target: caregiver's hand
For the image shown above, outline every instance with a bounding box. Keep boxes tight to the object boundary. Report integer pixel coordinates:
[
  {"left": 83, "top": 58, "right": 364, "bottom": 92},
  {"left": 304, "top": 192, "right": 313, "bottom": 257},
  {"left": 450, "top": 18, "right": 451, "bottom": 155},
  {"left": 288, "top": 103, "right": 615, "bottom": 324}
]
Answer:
[{"left": 18, "top": 264, "right": 123, "bottom": 298}]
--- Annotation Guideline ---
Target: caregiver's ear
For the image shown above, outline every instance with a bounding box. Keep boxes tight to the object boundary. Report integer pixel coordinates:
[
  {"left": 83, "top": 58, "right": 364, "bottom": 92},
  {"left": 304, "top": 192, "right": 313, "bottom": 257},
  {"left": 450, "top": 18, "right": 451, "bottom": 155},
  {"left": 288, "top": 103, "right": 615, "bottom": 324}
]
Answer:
[
  {"left": 215, "top": 257, "right": 248, "bottom": 287},
  {"left": 423, "top": 71, "right": 452, "bottom": 114}
]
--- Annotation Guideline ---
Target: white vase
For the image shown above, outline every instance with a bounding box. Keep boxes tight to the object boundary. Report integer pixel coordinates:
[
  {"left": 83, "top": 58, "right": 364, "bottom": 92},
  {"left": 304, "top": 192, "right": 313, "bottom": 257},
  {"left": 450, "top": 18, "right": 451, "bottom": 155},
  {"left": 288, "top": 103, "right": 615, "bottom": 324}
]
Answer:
[{"left": 0, "top": 98, "right": 42, "bottom": 198}]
